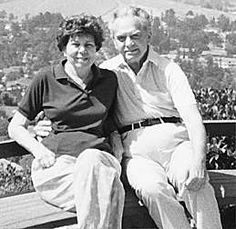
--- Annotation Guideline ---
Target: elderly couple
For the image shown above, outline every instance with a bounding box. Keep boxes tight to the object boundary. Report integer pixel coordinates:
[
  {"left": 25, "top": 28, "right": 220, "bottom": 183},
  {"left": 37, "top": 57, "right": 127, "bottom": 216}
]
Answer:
[{"left": 8, "top": 6, "right": 222, "bottom": 229}]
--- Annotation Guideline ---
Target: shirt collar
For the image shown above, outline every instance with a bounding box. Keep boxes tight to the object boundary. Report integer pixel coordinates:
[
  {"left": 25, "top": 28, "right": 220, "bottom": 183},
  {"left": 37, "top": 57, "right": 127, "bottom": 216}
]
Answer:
[
  {"left": 53, "top": 59, "right": 69, "bottom": 80},
  {"left": 115, "top": 45, "right": 160, "bottom": 69},
  {"left": 115, "top": 54, "right": 127, "bottom": 68},
  {"left": 144, "top": 46, "right": 160, "bottom": 66},
  {"left": 53, "top": 59, "right": 102, "bottom": 81}
]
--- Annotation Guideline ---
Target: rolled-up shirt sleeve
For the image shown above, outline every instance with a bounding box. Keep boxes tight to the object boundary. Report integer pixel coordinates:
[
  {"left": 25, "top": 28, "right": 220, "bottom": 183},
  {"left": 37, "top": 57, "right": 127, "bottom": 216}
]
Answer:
[{"left": 166, "top": 62, "right": 196, "bottom": 111}]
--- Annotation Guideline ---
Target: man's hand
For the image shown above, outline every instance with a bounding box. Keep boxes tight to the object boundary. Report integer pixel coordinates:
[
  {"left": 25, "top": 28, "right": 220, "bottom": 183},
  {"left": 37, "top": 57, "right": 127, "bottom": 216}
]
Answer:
[
  {"left": 110, "top": 131, "right": 124, "bottom": 163},
  {"left": 31, "top": 111, "right": 52, "bottom": 141},
  {"left": 27, "top": 111, "right": 52, "bottom": 141},
  {"left": 34, "top": 119, "right": 52, "bottom": 140},
  {"left": 184, "top": 160, "right": 206, "bottom": 191}
]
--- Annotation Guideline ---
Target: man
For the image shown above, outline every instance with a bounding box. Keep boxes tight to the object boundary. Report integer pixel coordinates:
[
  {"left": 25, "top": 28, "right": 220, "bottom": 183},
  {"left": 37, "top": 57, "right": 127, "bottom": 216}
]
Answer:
[
  {"left": 100, "top": 6, "right": 222, "bottom": 229},
  {"left": 34, "top": 6, "right": 222, "bottom": 229}
]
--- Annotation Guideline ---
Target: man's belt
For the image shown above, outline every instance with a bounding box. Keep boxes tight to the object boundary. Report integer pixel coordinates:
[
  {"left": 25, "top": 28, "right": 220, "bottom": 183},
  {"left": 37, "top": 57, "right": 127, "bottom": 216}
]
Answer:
[{"left": 118, "top": 117, "right": 182, "bottom": 134}]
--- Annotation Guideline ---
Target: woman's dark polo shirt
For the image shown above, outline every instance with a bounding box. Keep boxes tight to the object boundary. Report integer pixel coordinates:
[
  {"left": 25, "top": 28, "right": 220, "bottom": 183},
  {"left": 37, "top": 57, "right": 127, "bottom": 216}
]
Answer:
[{"left": 18, "top": 60, "right": 118, "bottom": 157}]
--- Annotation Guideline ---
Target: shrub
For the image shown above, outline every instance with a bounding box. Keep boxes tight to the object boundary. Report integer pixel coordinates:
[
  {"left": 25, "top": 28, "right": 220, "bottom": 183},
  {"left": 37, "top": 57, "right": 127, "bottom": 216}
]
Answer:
[{"left": 0, "top": 155, "right": 34, "bottom": 196}]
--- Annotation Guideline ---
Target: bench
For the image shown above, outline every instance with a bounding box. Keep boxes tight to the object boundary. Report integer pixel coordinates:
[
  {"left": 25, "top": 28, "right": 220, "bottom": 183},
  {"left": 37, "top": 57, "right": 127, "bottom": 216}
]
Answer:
[{"left": 0, "top": 120, "right": 236, "bottom": 228}]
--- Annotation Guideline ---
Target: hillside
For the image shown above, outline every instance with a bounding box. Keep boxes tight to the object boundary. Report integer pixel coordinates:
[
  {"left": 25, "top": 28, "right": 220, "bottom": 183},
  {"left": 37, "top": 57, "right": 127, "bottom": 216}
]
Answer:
[
  {"left": 124, "top": 0, "right": 236, "bottom": 20},
  {"left": 0, "top": 0, "right": 119, "bottom": 19},
  {"left": 1, "top": 0, "right": 236, "bottom": 21}
]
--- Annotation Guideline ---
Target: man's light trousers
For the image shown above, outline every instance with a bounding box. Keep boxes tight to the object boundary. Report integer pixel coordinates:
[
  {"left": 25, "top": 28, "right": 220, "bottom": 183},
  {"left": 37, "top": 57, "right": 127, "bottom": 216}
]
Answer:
[{"left": 122, "top": 123, "right": 222, "bottom": 229}]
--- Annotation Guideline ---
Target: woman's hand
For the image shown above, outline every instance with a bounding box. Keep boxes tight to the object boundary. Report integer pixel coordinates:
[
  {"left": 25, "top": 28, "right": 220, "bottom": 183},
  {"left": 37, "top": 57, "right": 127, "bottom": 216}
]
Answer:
[
  {"left": 8, "top": 111, "right": 55, "bottom": 169},
  {"left": 33, "top": 148, "right": 56, "bottom": 169}
]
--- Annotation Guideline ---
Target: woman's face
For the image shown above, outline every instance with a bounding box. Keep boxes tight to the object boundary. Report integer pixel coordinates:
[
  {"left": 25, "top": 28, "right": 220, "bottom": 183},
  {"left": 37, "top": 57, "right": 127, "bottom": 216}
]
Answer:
[{"left": 63, "top": 34, "right": 97, "bottom": 70}]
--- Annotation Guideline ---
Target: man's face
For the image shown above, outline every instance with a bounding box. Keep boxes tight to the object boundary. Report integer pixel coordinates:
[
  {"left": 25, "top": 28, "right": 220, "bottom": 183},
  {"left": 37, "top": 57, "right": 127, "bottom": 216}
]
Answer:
[{"left": 112, "top": 16, "right": 150, "bottom": 66}]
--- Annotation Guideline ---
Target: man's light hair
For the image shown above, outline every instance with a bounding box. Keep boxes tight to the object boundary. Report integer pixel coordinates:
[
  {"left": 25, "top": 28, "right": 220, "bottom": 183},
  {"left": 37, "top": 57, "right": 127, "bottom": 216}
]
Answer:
[{"left": 109, "top": 6, "right": 152, "bottom": 36}]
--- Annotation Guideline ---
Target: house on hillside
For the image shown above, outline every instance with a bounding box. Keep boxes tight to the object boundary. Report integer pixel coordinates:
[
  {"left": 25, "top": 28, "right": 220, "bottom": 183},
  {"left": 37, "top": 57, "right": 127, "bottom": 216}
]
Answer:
[
  {"left": 5, "top": 77, "right": 30, "bottom": 93},
  {"left": 161, "top": 50, "right": 178, "bottom": 60},
  {"left": 202, "top": 47, "right": 227, "bottom": 57},
  {"left": 2, "top": 66, "right": 23, "bottom": 75},
  {"left": 201, "top": 46, "right": 236, "bottom": 68},
  {"left": 204, "top": 27, "right": 220, "bottom": 34},
  {"left": 214, "top": 56, "right": 236, "bottom": 69},
  {"left": 2, "top": 66, "right": 26, "bottom": 85}
]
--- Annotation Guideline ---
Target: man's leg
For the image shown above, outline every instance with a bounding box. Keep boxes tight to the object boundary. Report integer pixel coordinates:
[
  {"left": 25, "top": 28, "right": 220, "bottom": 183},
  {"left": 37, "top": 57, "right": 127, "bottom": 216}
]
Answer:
[
  {"left": 124, "top": 156, "right": 191, "bottom": 229},
  {"left": 31, "top": 150, "right": 125, "bottom": 229},
  {"left": 167, "top": 141, "right": 222, "bottom": 229}
]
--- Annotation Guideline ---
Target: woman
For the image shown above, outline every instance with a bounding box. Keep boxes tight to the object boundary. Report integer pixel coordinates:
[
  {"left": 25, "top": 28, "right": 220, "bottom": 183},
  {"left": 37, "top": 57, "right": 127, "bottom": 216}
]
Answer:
[{"left": 8, "top": 14, "right": 124, "bottom": 229}]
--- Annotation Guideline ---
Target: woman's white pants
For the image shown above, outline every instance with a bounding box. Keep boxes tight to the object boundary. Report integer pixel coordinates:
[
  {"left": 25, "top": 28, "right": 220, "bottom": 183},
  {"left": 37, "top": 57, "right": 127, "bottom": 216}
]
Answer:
[{"left": 31, "top": 149, "right": 125, "bottom": 229}]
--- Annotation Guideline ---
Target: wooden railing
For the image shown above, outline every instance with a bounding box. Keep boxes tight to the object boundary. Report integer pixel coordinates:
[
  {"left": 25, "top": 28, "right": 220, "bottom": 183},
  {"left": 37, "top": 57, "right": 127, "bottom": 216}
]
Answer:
[{"left": 0, "top": 120, "right": 236, "bottom": 229}]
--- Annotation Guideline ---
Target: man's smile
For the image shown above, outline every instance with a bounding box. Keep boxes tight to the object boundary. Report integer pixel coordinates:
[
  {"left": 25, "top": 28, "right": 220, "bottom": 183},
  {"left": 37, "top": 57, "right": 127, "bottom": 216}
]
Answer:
[{"left": 125, "top": 48, "right": 139, "bottom": 55}]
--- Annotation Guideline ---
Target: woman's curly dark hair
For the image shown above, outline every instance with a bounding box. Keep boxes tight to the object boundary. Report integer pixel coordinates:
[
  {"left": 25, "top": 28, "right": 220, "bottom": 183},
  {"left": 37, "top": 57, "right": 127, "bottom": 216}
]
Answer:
[{"left": 56, "top": 14, "right": 104, "bottom": 52}]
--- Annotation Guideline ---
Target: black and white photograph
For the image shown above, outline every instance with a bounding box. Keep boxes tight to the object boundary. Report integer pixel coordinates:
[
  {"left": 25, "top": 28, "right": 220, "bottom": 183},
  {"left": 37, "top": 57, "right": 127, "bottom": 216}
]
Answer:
[{"left": 0, "top": 0, "right": 235, "bottom": 228}]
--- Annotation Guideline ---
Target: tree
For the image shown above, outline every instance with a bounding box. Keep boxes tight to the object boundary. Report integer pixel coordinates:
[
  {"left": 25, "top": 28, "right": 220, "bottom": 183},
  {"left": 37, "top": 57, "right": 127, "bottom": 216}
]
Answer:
[
  {"left": 31, "top": 42, "right": 51, "bottom": 70},
  {"left": 0, "top": 108, "right": 7, "bottom": 119},
  {"left": 162, "top": 9, "right": 177, "bottom": 27},
  {"left": 194, "top": 14, "right": 209, "bottom": 29},
  {"left": 21, "top": 12, "right": 63, "bottom": 34},
  {"left": 8, "top": 13, "right": 16, "bottom": 21},
  {"left": 177, "top": 29, "right": 209, "bottom": 57},
  {"left": 181, "top": 14, "right": 208, "bottom": 32},
  {"left": 225, "top": 42, "right": 236, "bottom": 56},
  {"left": 207, "top": 32, "right": 223, "bottom": 47},
  {"left": 0, "top": 118, "right": 9, "bottom": 139},
  {"left": 186, "top": 10, "right": 194, "bottom": 17},
  {"left": 170, "top": 12, "right": 210, "bottom": 58},
  {"left": 189, "top": 58, "right": 205, "bottom": 89},
  {"left": 177, "top": 53, "right": 235, "bottom": 90},
  {"left": 217, "top": 14, "right": 230, "bottom": 32},
  {"left": 96, "top": 19, "right": 118, "bottom": 64},
  {"left": 0, "top": 10, "right": 7, "bottom": 20},
  {"left": 151, "top": 17, "right": 170, "bottom": 54},
  {"left": 10, "top": 22, "right": 21, "bottom": 37},
  {"left": 0, "top": 21, "right": 7, "bottom": 36},
  {"left": 177, "top": 58, "right": 205, "bottom": 89},
  {"left": 1, "top": 92, "right": 16, "bottom": 106},
  {"left": 226, "top": 33, "right": 236, "bottom": 46},
  {"left": 225, "top": 33, "right": 236, "bottom": 55},
  {"left": 151, "top": 16, "right": 162, "bottom": 48},
  {"left": 230, "top": 20, "right": 236, "bottom": 31},
  {"left": 202, "top": 55, "right": 235, "bottom": 89},
  {"left": 0, "top": 71, "right": 4, "bottom": 82},
  {"left": 5, "top": 69, "right": 24, "bottom": 82},
  {"left": 209, "top": 17, "right": 217, "bottom": 27}
]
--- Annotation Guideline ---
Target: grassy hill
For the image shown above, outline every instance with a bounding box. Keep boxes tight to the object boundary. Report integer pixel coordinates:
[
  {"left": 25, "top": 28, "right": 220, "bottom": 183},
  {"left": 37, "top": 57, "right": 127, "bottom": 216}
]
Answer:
[{"left": 1, "top": 0, "right": 236, "bottom": 21}]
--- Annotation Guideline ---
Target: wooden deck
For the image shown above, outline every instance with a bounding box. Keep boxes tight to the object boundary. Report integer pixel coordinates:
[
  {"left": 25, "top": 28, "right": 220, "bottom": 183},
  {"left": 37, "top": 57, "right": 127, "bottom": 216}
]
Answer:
[{"left": 0, "top": 120, "right": 235, "bottom": 228}]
